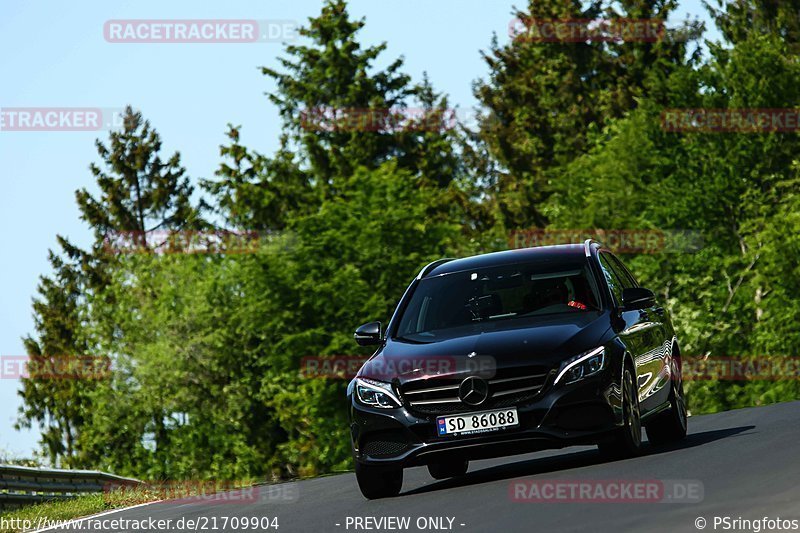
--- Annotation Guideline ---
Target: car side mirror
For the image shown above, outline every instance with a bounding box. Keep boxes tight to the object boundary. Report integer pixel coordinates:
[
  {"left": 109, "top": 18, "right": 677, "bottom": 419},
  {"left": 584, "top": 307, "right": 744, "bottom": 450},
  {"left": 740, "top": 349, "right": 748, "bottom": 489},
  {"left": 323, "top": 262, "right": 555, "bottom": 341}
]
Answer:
[
  {"left": 621, "top": 287, "right": 656, "bottom": 311},
  {"left": 354, "top": 321, "right": 382, "bottom": 346}
]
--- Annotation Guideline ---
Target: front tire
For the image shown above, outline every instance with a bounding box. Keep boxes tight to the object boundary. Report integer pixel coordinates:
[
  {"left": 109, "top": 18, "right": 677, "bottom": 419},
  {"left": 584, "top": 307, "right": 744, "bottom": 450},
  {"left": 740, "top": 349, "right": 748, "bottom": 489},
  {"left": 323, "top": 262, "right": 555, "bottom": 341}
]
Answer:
[
  {"left": 428, "top": 460, "right": 468, "bottom": 480},
  {"left": 645, "top": 363, "right": 688, "bottom": 445},
  {"left": 598, "top": 365, "right": 643, "bottom": 458},
  {"left": 355, "top": 462, "right": 403, "bottom": 499}
]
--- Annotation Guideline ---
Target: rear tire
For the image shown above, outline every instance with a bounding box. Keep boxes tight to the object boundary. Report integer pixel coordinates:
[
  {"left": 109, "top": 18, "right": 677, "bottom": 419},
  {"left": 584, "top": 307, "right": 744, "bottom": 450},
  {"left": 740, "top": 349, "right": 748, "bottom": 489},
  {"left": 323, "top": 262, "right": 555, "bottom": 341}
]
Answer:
[
  {"left": 427, "top": 460, "right": 469, "bottom": 480},
  {"left": 355, "top": 463, "right": 403, "bottom": 499},
  {"left": 645, "top": 362, "right": 688, "bottom": 445},
  {"left": 598, "top": 365, "right": 643, "bottom": 459}
]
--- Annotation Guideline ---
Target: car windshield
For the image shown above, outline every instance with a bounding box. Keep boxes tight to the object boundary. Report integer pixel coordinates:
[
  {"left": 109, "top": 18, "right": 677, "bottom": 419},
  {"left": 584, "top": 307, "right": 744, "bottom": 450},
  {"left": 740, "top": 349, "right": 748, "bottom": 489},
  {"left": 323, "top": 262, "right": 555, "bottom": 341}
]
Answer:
[{"left": 394, "top": 257, "right": 601, "bottom": 342}]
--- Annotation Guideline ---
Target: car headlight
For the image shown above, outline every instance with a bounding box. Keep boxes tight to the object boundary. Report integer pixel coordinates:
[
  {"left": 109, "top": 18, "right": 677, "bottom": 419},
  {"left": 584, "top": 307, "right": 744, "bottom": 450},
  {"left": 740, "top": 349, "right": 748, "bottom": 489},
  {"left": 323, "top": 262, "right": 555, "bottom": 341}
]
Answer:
[
  {"left": 555, "top": 346, "right": 605, "bottom": 385},
  {"left": 354, "top": 378, "right": 402, "bottom": 408}
]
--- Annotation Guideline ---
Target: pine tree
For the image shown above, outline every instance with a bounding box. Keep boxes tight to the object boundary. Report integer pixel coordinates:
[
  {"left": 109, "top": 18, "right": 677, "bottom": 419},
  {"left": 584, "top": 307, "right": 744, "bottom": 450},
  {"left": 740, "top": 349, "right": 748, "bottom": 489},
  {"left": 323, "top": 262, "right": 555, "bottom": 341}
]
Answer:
[
  {"left": 474, "top": 0, "right": 701, "bottom": 229},
  {"left": 705, "top": 0, "right": 800, "bottom": 50},
  {"left": 16, "top": 248, "right": 97, "bottom": 467},
  {"left": 205, "top": 0, "right": 465, "bottom": 231},
  {"left": 76, "top": 106, "right": 203, "bottom": 248}
]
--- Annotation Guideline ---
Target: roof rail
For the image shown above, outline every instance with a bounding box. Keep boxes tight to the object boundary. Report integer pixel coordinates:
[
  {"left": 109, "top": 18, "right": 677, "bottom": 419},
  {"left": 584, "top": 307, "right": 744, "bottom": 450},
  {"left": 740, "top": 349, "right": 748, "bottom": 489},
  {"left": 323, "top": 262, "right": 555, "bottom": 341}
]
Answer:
[
  {"left": 584, "top": 239, "right": 601, "bottom": 257},
  {"left": 416, "top": 258, "right": 454, "bottom": 280}
]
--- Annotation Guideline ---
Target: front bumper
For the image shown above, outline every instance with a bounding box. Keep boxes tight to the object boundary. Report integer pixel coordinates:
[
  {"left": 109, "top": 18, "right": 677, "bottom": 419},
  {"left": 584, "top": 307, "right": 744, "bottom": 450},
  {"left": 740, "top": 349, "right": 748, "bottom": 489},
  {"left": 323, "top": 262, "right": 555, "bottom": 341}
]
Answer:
[{"left": 349, "top": 370, "right": 623, "bottom": 467}]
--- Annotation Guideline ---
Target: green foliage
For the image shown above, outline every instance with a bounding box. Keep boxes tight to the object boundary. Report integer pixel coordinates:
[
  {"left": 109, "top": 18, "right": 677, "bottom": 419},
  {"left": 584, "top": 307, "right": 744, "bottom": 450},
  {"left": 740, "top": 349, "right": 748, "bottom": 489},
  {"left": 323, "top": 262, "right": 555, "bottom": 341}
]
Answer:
[
  {"left": 16, "top": 249, "right": 96, "bottom": 468},
  {"left": 473, "top": 0, "right": 702, "bottom": 228},
  {"left": 17, "top": 106, "right": 205, "bottom": 469}
]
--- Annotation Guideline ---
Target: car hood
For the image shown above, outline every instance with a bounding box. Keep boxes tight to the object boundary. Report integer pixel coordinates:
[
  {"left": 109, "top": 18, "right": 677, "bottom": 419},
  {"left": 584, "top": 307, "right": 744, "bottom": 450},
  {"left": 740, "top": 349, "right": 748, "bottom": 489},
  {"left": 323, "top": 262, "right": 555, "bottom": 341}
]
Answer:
[{"left": 357, "top": 311, "right": 612, "bottom": 385}]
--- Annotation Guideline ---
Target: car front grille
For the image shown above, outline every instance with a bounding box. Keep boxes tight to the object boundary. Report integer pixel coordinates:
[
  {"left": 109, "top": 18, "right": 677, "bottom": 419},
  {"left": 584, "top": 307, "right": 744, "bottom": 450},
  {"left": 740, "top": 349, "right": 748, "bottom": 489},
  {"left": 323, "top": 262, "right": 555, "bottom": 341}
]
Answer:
[{"left": 400, "top": 369, "right": 552, "bottom": 416}]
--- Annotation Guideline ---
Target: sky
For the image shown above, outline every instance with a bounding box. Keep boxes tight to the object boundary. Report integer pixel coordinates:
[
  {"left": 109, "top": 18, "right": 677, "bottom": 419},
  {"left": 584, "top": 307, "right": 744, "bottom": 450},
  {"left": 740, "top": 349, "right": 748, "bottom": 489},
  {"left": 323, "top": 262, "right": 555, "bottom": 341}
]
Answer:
[{"left": 0, "top": 0, "right": 719, "bottom": 459}]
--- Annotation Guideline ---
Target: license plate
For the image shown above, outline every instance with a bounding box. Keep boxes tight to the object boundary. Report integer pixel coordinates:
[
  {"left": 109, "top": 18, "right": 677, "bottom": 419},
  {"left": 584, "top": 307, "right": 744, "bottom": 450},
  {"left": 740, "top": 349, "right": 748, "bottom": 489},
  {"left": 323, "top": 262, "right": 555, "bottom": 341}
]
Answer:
[{"left": 437, "top": 408, "right": 519, "bottom": 436}]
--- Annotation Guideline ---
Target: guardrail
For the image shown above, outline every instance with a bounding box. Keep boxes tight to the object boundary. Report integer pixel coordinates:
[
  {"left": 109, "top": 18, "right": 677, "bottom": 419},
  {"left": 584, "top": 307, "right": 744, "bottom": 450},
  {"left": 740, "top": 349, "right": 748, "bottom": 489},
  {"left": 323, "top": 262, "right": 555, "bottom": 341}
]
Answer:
[{"left": 0, "top": 465, "right": 141, "bottom": 510}]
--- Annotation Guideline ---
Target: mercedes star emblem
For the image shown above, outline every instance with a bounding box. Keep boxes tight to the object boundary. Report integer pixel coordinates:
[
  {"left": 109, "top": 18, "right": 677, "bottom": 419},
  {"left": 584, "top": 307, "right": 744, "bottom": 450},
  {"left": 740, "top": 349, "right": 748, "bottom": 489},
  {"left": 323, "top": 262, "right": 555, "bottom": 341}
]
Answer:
[{"left": 459, "top": 376, "right": 489, "bottom": 406}]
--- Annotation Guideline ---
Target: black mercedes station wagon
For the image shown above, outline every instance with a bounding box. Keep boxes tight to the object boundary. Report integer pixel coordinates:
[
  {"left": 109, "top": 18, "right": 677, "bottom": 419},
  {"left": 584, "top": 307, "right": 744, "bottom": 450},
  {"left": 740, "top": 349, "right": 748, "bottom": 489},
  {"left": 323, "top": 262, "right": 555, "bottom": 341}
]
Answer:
[{"left": 347, "top": 240, "right": 687, "bottom": 499}]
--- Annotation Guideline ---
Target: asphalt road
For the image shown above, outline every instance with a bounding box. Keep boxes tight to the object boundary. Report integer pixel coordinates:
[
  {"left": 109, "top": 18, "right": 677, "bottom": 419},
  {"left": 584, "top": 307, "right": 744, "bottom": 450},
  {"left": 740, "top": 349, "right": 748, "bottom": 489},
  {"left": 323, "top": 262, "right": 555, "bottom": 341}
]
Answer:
[{"left": 47, "top": 401, "right": 800, "bottom": 533}]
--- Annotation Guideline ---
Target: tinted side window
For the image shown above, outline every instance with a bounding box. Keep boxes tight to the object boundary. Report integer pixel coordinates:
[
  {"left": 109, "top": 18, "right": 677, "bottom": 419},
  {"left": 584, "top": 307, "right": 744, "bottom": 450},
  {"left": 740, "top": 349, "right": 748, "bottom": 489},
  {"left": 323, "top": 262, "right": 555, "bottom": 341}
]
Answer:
[
  {"left": 598, "top": 253, "right": 625, "bottom": 305},
  {"left": 607, "top": 253, "right": 639, "bottom": 289}
]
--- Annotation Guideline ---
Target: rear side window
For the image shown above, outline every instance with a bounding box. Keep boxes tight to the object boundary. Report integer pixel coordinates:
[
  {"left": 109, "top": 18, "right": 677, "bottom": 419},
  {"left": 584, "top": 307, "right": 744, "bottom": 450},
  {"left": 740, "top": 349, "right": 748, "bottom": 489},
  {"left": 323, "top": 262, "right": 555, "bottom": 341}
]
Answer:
[
  {"left": 607, "top": 253, "right": 640, "bottom": 288},
  {"left": 598, "top": 252, "right": 625, "bottom": 306}
]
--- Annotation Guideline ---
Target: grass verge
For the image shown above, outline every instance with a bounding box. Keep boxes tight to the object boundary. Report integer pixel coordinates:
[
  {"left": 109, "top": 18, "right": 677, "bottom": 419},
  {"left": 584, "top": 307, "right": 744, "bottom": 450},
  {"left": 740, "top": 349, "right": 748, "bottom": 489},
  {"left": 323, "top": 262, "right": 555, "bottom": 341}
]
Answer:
[{"left": 0, "top": 488, "right": 160, "bottom": 533}]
